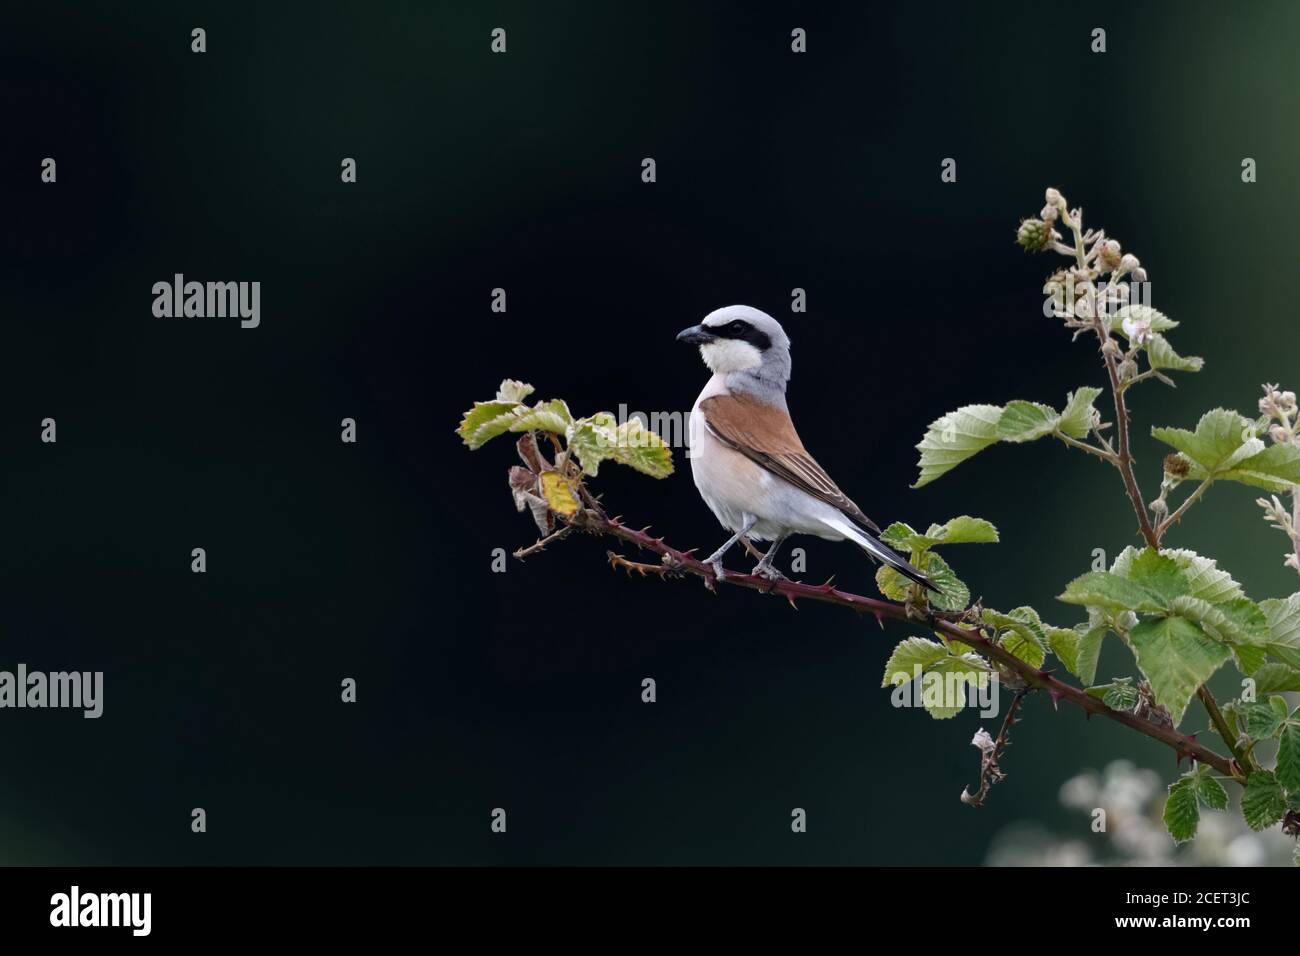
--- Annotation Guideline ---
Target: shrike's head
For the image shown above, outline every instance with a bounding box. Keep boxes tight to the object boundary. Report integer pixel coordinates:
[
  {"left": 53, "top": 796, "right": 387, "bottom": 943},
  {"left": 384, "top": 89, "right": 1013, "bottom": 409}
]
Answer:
[{"left": 676, "top": 306, "right": 792, "bottom": 396}]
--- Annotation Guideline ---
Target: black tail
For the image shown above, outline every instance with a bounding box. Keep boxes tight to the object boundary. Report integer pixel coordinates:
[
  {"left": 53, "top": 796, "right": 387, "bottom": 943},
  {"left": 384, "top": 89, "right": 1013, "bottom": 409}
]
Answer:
[{"left": 858, "top": 531, "right": 938, "bottom": 593}]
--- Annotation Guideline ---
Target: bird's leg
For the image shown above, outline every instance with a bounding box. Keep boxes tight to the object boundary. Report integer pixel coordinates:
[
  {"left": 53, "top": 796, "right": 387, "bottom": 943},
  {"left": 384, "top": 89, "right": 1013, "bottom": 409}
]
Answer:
[
  {"left": 751, "top": 534, "right": 789, "bottom": 583},
  {"left": 702, "top": 516, "right": 756, "bottom": 582}
]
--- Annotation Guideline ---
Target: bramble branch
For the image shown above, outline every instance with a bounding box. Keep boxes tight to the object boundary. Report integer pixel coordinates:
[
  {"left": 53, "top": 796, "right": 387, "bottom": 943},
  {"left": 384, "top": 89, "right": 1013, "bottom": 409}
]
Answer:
[{"left": 558, "top": 506, "right": 1237, "bottom": 779}]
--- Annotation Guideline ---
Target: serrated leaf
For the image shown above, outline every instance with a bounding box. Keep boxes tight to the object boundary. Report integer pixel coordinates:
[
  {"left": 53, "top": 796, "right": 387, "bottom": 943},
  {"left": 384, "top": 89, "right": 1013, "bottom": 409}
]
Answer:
[
  {"left": 1241, "top": 771, "right": 1287, "bottom": 831},
  {"left": 877, "top": 552, "right": 968, "bottom": 611},
  {"left": 921, "top": 655, "right": 990, "bottom": 719},
  {"left": 1058, "top": 571, "right": 1171, "bottom": 614},
  {"left": 1163, "top": 778, "right": 1200, "bottom": 844},
  {"left": 1151, "top": 408, "right": 1264, "bottom": 476},
  {"left": 1211, "top": 442, "right": 1300, "bottom": 493},
  {"left": 1073, "top": 625, "right": 1107, "bottom": 685},
  {"left": 1171, "top": 596, "right": 1269, "bottom": 647},
  {"left": 881, "top": 638, "right": 987, "bottom": 720},
  {"left": 1191, "top": 767, "right": 1229, "bottom": 810},
  {"left": 881, "top": 637, "right": 951, "bottom": 687},
  {"left": 879, "top": 522, "right": 918, "bottom": 552},
  {"left": 1278, "top": 719, "right": 1300, "bottom": 790},
  {"left": 1261, "top": 593, "right": 1300, "bottom": 669},
  {"left": 1146, "top": 334, "right": 1204, "bottom": 373},
  {"left": 1059, "top": 386, "right": 1104, "bottom": 439},
  {"left": 1047, "top": 625, "right": 1081, "bottom": 675},
  {"left": 998, "top": 401, "right": 1059, "bottom": 443},
  {"left": 458, "top": 400, "right": 523, "bottom": 449},
  {"left": 1129, "top": 616, "right": 1231, "bottom": 725},
  {"left": 919, "top": 552, "right": 969, "bottom": 612},
  {"left": 984, "top": 607, "right": 1049, "bottom": 669},
  {"left": 914, "top": 405, "right": 1003, "bottom": 488},
  {"left": 495, "top": 379, "right": 536, "bottom": 403},
  {"left": 1254, "top": 662, "right": 1300, "bottom": 693},
  {"left": 1125, "top": 549, "right": 1192, "bottom": 606},
  {"left": 566, "top": 413, "right": 674, "bottom": 478},
  {"left": 889, "top": 515, "right": 1000, "bottom": 554},
  {"left": 1103, "top": 678, "right": 1140, "bottom": 710},
  {"left": 927, "top": 515, "right": 1000, "bottom": 546},
  {"left": 1241, "top": 700, "right": 1287, "bottom": 740},
  {"left": 1150, "top": 549, "right": 1245, "bottom": 604},
  {"left": 538, "top": 470, "right": 580, "bottom": 517},
  {"left": 1110, "top": 304, "right": 1179, "bottom": 337}
]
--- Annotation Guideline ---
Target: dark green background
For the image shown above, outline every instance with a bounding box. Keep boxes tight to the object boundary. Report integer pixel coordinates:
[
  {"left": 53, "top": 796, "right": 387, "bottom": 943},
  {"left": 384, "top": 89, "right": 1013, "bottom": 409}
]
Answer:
[{"left": 3, "top": 1, "right": 1297, "bottom": 864}]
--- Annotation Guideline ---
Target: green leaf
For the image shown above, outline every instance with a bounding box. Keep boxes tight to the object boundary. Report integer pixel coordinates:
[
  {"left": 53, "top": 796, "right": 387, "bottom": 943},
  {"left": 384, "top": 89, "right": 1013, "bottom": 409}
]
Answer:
[
  {"left": 1170, "top": 596, "right": 1268, "bottom": 647},
  {"left": 1058, "top": 571, "right": 1171, "bottom": 614},
  {"left": 1241, "top": 771, "right": 1287, "bottom": 831},
  {"left": 1191, "top": 767, "right": 1229, "bottom": 811},
  {"left": 1110, "top": 304, "right": 1179, "bottom": 337},
  {"left": 879, "top": 522, "right": 918, "bottom": 552},
  {"left": 1103, "top": 677, "right": 1139, "bottom": 711},
  {"left": 1151, "top": 408, "right": 1264, "bottom": 476},
  {"left": 914, "top": 405, "right": 1003, "bottom": 488},
  {"left": 1145, "top": 334, "right": 1204, "bottom": 373},
  {"left": 881, "top": 637, "right": 988, "bottom": 720},
  {"left": 1241, "top": 699, "right": 1287, "bottom": 740},
  {"left": 922, "top": 656, "right": 990, "bottom": 719},
  {"left": 921, "top": 552, "right": 970, "bottom": 612},
  {"left": 881, "top": 637, "right": 950, "bottom": 687},
  {"left": 984, "top": 607, "right": 1049, "bottom": 669},
  {"left": 1072, "top": 624, "right": 1107, "bottom": 685},
  {"left": 1153, "top": 549, "right": 1245, "bottom": 604},
  {"left": 1046, "top": 625, "right": 1081, "bottom": 675},
  {"left": 1213, "top": 442, "right": 1300, "bottom": 493},
  {"left": 1254, "top": 662, "right": 1300, "bottom": 693},
  {"left": 1058, "top": 387, "right": 1104, "bottom": 439},
  {"left": 566, "top": 413, "right": 673, "bottom": 478},
  {"left": 882, "top": 516, "right": 999, "bottom": 555},
  {"left": 1129, "top": 616, "right": 1231, "bottom": 724},
  {"left": 1260, "top": 593, "right": 1300, "bottom": 669},
  {"left": 924, "top": 515, "right": 1000, "bottom": 546},
  {"left": 1163, "top": 778, "right": 1200, "bottom": 844},
  {"left": 1277, "top": 718, "right": 1300, "bottom": 790},
  {"left": 998, "top": 401, "right": 1059, "bottom": 443},
  {"left": 458, "top": 400, "right": 523, "bottom": 449},
  {"left": 1125, "top": 549, "right": 1192, "bottom": 606},
  {"left": 494, "top": 379, "right": 535, "bottom": 403},
  {"left": 878, "top": 552, "right": 968, "bottom": 611}
]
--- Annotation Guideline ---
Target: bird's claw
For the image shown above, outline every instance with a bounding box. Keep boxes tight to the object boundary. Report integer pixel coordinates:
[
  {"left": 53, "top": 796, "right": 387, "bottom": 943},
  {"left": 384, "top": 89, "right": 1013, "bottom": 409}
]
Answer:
[
  {"left": 751, "top": 563, "right": 787, "bottom": 585},
  {"left": 705, "top": 558, "right": 726, "bottom": 584}
]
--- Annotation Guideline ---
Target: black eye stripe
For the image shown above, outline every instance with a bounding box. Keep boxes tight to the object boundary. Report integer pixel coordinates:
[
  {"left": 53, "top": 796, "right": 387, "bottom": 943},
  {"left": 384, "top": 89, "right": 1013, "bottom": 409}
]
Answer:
[{"left": 705, "top": 320, "right": 771, "bottom": 351}]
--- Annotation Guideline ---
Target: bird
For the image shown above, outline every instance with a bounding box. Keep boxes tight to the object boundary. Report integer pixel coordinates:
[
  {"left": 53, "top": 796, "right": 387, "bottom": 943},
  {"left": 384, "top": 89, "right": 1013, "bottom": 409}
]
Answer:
[{"left": 676, "top": 304, "right": 935, "bottom": 591}]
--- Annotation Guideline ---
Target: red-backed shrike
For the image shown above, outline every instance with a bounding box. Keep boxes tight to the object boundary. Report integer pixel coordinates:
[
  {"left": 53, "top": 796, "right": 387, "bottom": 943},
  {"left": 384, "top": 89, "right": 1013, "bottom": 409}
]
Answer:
[{"left": 678, "top": 305, "right": 934, "bottom": 590}]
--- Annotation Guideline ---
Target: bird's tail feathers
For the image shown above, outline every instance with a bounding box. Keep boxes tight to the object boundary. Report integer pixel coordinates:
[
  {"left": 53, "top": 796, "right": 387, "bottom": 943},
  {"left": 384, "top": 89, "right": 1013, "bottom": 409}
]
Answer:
[{"left": 823, "top": 513, "right": 937, "bottom": 593}]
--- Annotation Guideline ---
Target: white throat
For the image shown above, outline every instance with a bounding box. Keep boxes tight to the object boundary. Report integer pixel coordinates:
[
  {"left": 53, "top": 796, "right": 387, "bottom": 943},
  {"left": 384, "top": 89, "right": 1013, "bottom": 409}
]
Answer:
[{"left": 699, "top": 338, "right": 762, "bottom": 374}]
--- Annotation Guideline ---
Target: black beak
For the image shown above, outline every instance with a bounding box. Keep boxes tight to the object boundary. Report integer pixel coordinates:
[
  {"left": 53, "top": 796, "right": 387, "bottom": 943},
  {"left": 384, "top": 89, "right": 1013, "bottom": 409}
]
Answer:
[{"left": 676, "top": 324, "right": 714, "bottom": 345}]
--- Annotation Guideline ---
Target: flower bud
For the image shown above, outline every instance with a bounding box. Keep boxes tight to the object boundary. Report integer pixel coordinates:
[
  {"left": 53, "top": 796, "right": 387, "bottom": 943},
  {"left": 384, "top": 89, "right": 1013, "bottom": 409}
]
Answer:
[
  {"left": 1016, "top": 218, "right": 1051, "bottom": 252},
  {"left": 1270, "top": 424, "right": 1290, "bottom": 444},
  {"left": 1045, "top": 187, "right": 1065, "bottom": 210},
  {"left": 1040, "top": 203, "right": 1059, "bottom": 222},
  {"left": 1131, "top": 267, "right": 1148, "bottom": 283},
  {"left": 1119, "top": 253, "right": 1140, "bottom": 274},
  {"left": 1096, "top": 239, "right": 1122, "bottom": 271},
  {"left": 1281, "top": 391, "right": 1297, "bottom": 412}
]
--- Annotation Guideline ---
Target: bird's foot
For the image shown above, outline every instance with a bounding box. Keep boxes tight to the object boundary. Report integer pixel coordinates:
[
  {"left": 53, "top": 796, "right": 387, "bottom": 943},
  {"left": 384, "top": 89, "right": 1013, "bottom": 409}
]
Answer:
[
  {"left": 704, "top": 557, "right": 726, "bottom": 585},
  {"left": 751, "top": 562, "right": 787, "bottom": 585}
]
